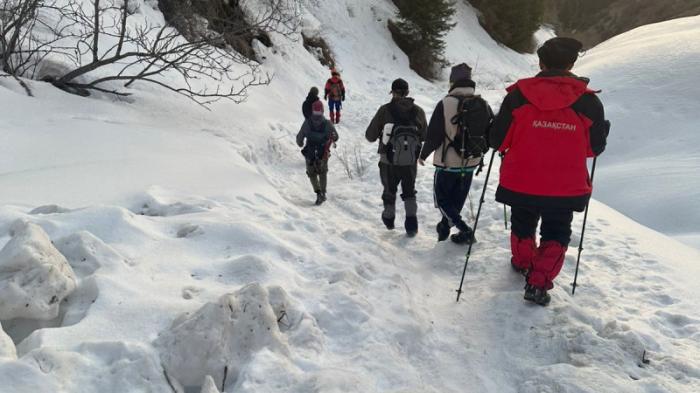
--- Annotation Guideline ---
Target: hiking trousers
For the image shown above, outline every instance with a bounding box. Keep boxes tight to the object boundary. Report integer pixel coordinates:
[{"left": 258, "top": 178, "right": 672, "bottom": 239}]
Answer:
[
  {"left": 433, "top": 169, "right": 474, "bottom": 232},
  {"left": 379, "top": 162, "right": 417, "bottom": 219},
  {"left": 306, "top": 159, "right": 328, "bottom": 193}
]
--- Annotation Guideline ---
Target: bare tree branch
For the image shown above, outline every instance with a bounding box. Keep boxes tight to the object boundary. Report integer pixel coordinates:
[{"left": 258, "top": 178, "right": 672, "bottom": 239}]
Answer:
[{"left": 1, "top": 0, "right": 301, "bottom": 104}]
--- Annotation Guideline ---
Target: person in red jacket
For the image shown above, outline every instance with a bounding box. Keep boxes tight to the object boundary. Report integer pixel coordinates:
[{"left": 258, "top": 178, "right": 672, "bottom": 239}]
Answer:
[
  {"left": 324, "top": 69, "right": 345, "bottom": 124},
  {"left": 489, "top": 37, "right": 610, "bottom": 306}
]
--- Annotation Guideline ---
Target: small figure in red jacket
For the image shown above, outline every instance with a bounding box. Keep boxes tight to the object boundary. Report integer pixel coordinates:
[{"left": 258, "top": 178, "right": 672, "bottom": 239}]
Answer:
[
  {"left": 324, "top": 69, "right": 345, "bottom": 124},
  {"left": 489, "top": 37, "right": 610, "bottom": 306}
]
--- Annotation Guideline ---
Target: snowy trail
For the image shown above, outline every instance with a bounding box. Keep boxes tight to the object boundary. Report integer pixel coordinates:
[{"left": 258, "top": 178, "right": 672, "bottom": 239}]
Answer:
[
  {"left": 241, "top": 92, "right": 700, "bottom": 392},
  {"left": 1, "top": 81, "right": 699, "bottom": 392},
  {"left": 2, "top": 1, "right": 700, "bottom": 391}
]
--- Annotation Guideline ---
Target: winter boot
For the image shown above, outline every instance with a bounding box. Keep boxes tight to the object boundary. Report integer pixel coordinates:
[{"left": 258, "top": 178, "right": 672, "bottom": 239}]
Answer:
[
  {"left": 511, "top": 234, "right": 536, "bottom": 275},
  {"left": 335, "top": 111, "right": 341, "bottom": 124},
  {"left": 314, "top": 192, "right": 325, "bottom": 206},
  {"left": 405, "top": 216, "right": 418, "bottom": 237},
  {"left": 524, "top": 284, "right": 551, "bottom": 306},
  {"left": 382, "top": 204, "right": 395, "bottom": 230},
  {"left": 329, "top": 111, "right": 336, "bottom": 124},
  {"left": 436, "top": 219, "right": 450, "bottom": 242},
  {"left": 451, "top": 230, "right": 476, "bottom": 245}
]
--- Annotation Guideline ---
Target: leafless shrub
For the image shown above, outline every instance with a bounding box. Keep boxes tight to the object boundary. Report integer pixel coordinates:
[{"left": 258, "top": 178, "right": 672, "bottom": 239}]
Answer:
[
  {"left": 2, "top": 0, "right": 301, "bottom": 105},
  {"left": 0, "top": 0, "right": 76, "bottom": 94},
  {"left": 336, "top": 142, "right": 369, "bottom": 180}
]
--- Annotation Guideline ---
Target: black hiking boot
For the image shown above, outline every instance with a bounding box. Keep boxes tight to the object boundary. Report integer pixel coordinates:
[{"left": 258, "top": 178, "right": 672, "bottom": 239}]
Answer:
[
  {"left": 382, "top": 215, "right": 395, "bottom": 230},
  {"left": 511, "top": 258, "right": 528, "bottom": 276},
  {"left": 524, "top": 284, "right": 551, "bottom": 306},
  {"left": 314, "top": 192, "right": 324, "bottom": 206},
  {"left": 450, "top": 229, "right": 476, "bottom": 245},
  {"left": 405, "top": 216, "right": 418, "bottom": 237},
  {"left": 436, "top": 220, "right": 450, "bottom": 242}
]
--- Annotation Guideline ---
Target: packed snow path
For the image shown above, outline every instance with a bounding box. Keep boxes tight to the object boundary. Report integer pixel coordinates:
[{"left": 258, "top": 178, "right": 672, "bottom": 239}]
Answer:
[
  {"left": 2, "top": 80, "right": 698, "bottom": 391},
  {"left": 1, "top": 1, "right": 700, "bottom": 391}
]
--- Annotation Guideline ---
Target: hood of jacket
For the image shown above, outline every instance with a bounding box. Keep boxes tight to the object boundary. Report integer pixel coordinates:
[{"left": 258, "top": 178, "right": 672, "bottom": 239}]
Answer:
[
  {"left": 390, "top": 97, "right": 416, "bottom": 122},
  {"left": 508, "top": 75, "right": 590, "bottom": 111},
  {"left": 309, "top": 114, "right": 325, "bottom": 128},
  {"left": 305, "top": 93, "right": 319, "bottom": 103}
]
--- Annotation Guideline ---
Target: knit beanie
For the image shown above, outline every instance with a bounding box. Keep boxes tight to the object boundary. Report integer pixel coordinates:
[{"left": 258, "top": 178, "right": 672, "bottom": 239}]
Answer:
[
  {"left": 312, "top": 100, "right": 324, "bottom": 116},
  {"left": 537, "top": 37, "right": 583, "bottom": 69},
  {"left": 449, "top": 63, "right": 472, "bottom": 83}
]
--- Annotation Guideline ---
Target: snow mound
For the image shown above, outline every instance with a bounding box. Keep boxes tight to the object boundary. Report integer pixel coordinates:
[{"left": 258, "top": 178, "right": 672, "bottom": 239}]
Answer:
[
  {"left": 54, "top": 231, "right": 125, "bottom": 278},
  {"left": 576, "top": 15, "right": 700, "bottom": 248},
  {"left": 135, "top": 188, "right": 219, "bottom": 217},
  {"left": 200, "top": 375, "right": 222, "bottom": 393},
  {"left": 28, "top": 205, "right": 72, "bottom": 215},
  {"left": 0, "top": 322, "right": 16, "bottom": 360},
  {"left": 154, "top": 283, "right": 293, "bottom": 390},
  {"left": 0, "top": 342, "right": 174, "bottom": 392},
  {"left": 0, "top": 221, "right": 76, "bottom": 320}
]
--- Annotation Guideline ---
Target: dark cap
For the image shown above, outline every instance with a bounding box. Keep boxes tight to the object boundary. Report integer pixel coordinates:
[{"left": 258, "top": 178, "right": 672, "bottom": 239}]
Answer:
[
  {"left": 537, "top": 37, "right": 583, "bottom": 69},
  {"left": 391, "top": 78, "right": 409, "bottom": 94},
  {"left": 450, "top": 63, "right": 472, "bottom": 83}
]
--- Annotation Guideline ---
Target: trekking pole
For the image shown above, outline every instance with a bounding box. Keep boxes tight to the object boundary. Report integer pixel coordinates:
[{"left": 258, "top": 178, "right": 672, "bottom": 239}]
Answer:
[
  {"left": 456, "top": 149, "right": 496, "bottom": 302},
  {"left": 498, "top": 152, "right": 508, "bottom": 230},
  {"left": 572, "top": 156, "right": 598, "bottom": 296}
]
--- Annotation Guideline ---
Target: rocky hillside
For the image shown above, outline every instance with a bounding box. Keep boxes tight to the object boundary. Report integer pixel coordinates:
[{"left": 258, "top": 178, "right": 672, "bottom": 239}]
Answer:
[{"left": 544, "top": 0, "right": 700, "bottom": 48}]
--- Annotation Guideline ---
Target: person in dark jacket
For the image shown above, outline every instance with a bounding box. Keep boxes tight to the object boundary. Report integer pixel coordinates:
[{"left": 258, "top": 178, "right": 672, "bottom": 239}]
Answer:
[
  {"left": 420, "top": 63, "right": 494, "bottom": 244},
  {"left": 297, "top": 100, "right": 339, "bottom": 205},
  {"left": 365, "top": 78, "right": 427, "bottom": 236},
  {"left": 302, "top": 87, "right": 320, "bottom": 119},
  {"left": 490, "top": 37, "right": 610, "bottom": 306}
]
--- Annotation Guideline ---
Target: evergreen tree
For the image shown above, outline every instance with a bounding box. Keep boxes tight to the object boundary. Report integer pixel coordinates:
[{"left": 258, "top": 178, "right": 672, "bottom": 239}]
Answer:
[
  {"left": 389, "top": 0, "right": 456, "bottom": 80},
  {"left": 469, "top": 0, "right": 544, "bottom": 53}
]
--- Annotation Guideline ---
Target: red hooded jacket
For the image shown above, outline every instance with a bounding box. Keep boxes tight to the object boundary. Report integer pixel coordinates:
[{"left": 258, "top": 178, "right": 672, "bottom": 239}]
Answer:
[
  {"left": 324, "top": 76, "right": 345, "bottom": 101},
  {"left": 493, "top": 75, "right": 605, "bottom": 211}
]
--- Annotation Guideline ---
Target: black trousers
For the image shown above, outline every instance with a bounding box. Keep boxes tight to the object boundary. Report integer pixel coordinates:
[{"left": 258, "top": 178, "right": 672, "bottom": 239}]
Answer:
[
  {"left": 511, "top": 206, "right": 574, "bottom": 246},
  {"left": 379, "top": 162, "right": 417, "bottom": 218},
  {"left": 433, "top": 170, "right": 474, "bottom": 232}
]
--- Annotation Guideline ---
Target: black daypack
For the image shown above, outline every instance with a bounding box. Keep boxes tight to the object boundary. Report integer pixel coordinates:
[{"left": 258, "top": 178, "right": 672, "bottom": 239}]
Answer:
[
  {"left": 302, "top": 120, "right": 331, "bottom": 162},
  {"left": 447, "top": 95, "right": 491, "bottom": 162},
  {"left": 386, "top": 105, "right": 421, "bottom": 166}
]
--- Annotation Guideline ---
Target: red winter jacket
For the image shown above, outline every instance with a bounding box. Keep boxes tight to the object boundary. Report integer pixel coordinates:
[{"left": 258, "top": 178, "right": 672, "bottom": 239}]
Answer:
[
  {"left": 490, "top": 73, "right": 608, "bottom": 211},
  {"left": 324, "top": 77, "right": 345, "bottom": 101}
]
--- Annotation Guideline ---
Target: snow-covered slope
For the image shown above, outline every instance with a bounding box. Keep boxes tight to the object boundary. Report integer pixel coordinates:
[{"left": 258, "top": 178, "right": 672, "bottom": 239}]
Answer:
[
  {"left": 576, "top": 16, "right": 700, "bottom": 249},
  {"left": 1, "top": 1, "right": 699, "bottom": 392}
]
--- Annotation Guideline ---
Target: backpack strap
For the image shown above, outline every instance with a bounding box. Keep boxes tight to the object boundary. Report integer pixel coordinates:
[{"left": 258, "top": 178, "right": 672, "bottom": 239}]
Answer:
[{"left": 441, "top": 95, "right": 468, "bottom": 163}]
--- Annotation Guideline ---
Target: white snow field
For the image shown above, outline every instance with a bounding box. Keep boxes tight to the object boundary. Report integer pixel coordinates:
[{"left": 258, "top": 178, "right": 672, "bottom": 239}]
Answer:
[
  {"left": 576, "top": 16, "right": 700, "bottom": 250},
  {"left": 1, "top": 1, "right": 699, "bottom": 392}
]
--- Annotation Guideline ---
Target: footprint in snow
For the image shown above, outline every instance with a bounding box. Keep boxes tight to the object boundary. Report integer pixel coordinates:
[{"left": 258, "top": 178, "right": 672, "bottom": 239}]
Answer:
[
  {"left": 176, "top": 224, "right": 201, "bottom": 238},
  {"left": 340, "top": 229, "right": 368, "bottom": 243},
  {"left": 181, "top": 286, "right": 203, "bottom": 300}
]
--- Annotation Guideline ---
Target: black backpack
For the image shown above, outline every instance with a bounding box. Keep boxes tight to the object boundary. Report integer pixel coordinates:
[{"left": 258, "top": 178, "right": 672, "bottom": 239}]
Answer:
[
  {"left": 446, "top": 96, "right": 492, "bottom": 161},
  {"left": 386, "top": 105, "right": 421, "bottom": 166},
  {"left": 302, "top": 120, "right": 331, "bottom": 162}
]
